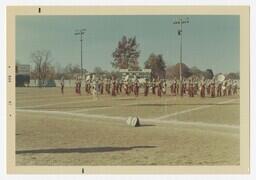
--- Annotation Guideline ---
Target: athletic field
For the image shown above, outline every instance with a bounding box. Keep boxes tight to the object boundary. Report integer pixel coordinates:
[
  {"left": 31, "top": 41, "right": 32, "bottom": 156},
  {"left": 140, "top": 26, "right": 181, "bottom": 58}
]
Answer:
[{"left": 15, "top": 87, "right": 240, "bottom": 165}]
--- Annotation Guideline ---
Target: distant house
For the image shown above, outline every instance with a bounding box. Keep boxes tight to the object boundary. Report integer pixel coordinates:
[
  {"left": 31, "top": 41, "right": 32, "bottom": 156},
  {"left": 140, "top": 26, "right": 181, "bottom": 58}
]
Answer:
[{"left": 16, "top": 64, "right": 30, "bottom": 87}]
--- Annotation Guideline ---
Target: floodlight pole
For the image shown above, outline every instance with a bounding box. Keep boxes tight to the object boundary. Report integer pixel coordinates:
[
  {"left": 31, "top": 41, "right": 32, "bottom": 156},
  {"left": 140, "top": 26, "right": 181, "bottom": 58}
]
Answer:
[
  {"left": 75, "top": 29, "right": 86, "bottom": 78},
  {"left": 173, "top": 18, "right": 189, "bottom": 96}
]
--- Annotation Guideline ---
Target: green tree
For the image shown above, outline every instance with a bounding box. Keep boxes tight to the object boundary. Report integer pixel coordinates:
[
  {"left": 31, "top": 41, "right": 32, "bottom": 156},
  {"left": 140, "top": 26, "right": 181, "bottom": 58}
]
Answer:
[
  {"left": 204, "top": 69, "right": 214, "bottom": 79},
  {"left": 144, "top": 53, "right": 166, "bottom": 79},
  {"left": 112, "top": 36, "right": 140, "bottom": 70},
  {"left": 166, "top": 63, "right": 191, "bottom": 79},
  {"left": 226, "top": 72, "right": 240, "bottom": 79},
  {"left": 190, "top": 66, "right": 204, "bottom": 78},
  {"left": 93, "top": 66, "right": 104, "bottom": 76}
]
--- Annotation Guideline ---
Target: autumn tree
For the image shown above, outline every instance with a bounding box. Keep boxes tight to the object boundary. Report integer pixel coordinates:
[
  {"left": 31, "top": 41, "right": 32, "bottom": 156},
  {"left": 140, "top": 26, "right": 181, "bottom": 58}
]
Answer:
[
  {"left": 144, "top": 53, "right": 166, "bottom": 79},
  {"left": 112, "top": 36, "right": 140, "bottom": 70}
]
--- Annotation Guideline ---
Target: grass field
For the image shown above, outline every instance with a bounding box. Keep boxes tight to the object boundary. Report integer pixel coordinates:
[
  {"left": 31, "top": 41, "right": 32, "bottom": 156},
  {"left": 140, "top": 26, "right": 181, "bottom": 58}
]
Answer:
[{"left": 15, "top": 87, "right": 240, "bottom": 166}]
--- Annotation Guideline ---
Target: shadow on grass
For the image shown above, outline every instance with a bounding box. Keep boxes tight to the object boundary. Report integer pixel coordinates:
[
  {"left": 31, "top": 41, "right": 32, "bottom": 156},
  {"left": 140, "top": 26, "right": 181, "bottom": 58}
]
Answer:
[
  {"left": 16, "top": 146, "right": 156, "bottom": 154},
  {"left": 138, "top": 124, "right": 156, "bottom": 127}
]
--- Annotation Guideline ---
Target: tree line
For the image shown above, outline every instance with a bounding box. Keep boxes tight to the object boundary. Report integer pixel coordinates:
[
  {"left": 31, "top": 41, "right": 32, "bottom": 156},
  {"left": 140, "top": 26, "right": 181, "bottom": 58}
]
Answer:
[{"left": 29, "top": 35, "right": 239, "bottom": 81}]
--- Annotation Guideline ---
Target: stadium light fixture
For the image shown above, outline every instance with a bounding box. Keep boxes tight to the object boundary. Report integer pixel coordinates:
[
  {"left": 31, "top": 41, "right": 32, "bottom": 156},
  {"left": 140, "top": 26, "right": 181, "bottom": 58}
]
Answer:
[
  {"left": 74, "top": 28, "right": 86, "bottom": 78},
  {"left": 173, "top": 17, "right": 189, "bottom": 96}
]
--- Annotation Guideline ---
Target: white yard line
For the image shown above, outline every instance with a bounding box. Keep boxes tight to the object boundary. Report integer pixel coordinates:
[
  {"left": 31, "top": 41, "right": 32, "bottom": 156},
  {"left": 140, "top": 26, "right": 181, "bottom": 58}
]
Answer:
[
  {"left": 17, "top": 96, "right": 137, "bottom": 108},
  {"left": 70, "top": 106, "right": 113, "bottom": 113},
  {"left": 16, "top": 108, "right": 239, "bottom": 131},
  {"left": 141, "top": 118, "right": 239, "bottom": 130},
  {"left": 69, "top": 102, "right": 138, "bottom": 113},
  {"left": 16, "top": 109, "right": 127, "bottom": 121},
  {"left": 155, "top": 99, "right": 238, "bottom": 120}
]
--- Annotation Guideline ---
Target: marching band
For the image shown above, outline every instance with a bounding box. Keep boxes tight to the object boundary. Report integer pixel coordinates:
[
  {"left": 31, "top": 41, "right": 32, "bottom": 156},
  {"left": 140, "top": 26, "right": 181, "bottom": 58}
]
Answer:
[{"left": 68, "top": 75, "right": 239, "bottom": 98}]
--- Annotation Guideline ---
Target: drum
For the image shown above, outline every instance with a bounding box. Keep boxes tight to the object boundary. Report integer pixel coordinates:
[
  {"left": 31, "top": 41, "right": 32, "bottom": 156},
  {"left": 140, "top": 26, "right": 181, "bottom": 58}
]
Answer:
[{"left": 126, "top": 116, "right": 140, "bottom": 127}]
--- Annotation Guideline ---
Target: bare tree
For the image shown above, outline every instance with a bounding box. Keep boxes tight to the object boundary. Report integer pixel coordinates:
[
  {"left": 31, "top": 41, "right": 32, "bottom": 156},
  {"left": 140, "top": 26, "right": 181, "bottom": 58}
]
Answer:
[{"left": 31, "top": 50, "right": 53, "bottom": 86}]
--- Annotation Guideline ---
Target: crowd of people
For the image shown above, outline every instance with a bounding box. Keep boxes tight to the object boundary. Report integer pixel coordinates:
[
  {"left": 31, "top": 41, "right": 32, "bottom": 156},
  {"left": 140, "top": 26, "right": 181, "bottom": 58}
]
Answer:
[{"left": 60, "top": 76, "right": 239, "bottom": 98}]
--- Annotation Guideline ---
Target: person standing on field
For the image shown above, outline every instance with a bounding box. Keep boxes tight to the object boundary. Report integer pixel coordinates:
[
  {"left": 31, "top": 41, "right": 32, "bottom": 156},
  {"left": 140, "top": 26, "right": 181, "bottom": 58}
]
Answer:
[
  {"left": 134, "top": 79, "right": 139, "bottom": 96},
  {"left": 78, "top": 77, "right": 82, "bottom": 95},
  {"left": 200, "top": 80, "right": 206, "bottom": 97},
  {"left": 111, "top": 76, "right": 116, "bottom": 96},
  {"left": 152, "top": 79, "right": 156, "bottom": 94},
  {"left": 144, "top": 79, "right": 149, "bottom": 96},
  {"left": 60, "top": 76, "right": 64, "bottom": 94},
  {"left": 156, "top": 78, "right": 162, "bottom": 97},
  {"left": 188, "top": 79, "right": 194, "bottom": 97},
  {"left": 217, "top": 82, "right": 222, "bottom": 97},
  {"left": 210, "top": 80, "right": 216, "bottom": 98}
]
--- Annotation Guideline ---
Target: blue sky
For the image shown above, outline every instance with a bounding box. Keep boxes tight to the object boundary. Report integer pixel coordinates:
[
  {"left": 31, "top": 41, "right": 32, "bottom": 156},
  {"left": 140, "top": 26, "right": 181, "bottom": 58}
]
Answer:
[{"left": 16, "top": 15, "right": 239, "bottom": 74}]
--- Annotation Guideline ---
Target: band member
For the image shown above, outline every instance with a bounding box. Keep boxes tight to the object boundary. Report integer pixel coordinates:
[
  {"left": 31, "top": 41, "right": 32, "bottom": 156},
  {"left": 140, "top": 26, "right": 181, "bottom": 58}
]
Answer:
[
  {"left": 92, "top": 79, "right": 99, "bottom": 99},
  {"left": 170, "top": 80, "right": 174, "bottom": 95},
  {"left": 217, "top": 82, "right": 222, "bottom": 97},
  {"left": 162, "top": 80, "right": 167, "bottom": 95},
  {"left": 178, "top": 81, "right": 185, "bottom": 96},
  {"left": 85, "top": 79, "right": 88, "bottom": 93},
  {"left": 99, "top": 78, "right": 104, "bottom": 95},
  {"left": 233, "top": 82, "right": 238, "bottom": 95},
  {"left": 174, "top": 78, "right": 179, "bottom": 96},
  {"left": 85, "top": 79, "right": 90, "bottom": 94},
  {"left": 194, "top": 81, "right": 198, "bottom": 95},
  {"left": 75, "top": 77, "right": 78, "bottom": 94},
  {"left": 60, "top": 76, "right": 64, "bottom": 94},
  {"left": 227, "top": 80, "right": 232, "bottom": 96},
  {"left": 119, "top": 80, "right": 123, "bottom": 93},
  {"left": 172, "top": 79, "right": 178, "bottom": 96},
  {"left": 88, "top": 80, "right": 92, "bottom": 94},
  {"left": 75, "top": 76, "right": 81, "bottom": 95},
  {"left": 152, "top": 79, "right": 156, "bottom": 94},
  {"left": 200, "top": 80, "right": 206, "bottom": 97},
  {"left": 129, "top": 80, "right": 133, "bottom": 95},
  {"left": 124, "top": 81, "right": 129, "bottom": 95},
  {"left": 130, "top": 81, "right": 134, "bottom": 93},
  {"left": 78, "top": 78, "right": 81, "bottom": 95},
  {"left": 116, "top": 80, "right": 120, "bottom": 94},
  {"left": 144, "top": 79, "right": 149, "bottom": 96},
  {"left": 223, "top": 81, "right": 227, "bottom": 96},
  {"left": 111, "top": 77, "right": 116, "bottom": 96},
  {"left": 183, "top": 81, "right": 187, "bottom": 95},
  {"left": 188, "top": 79, "right": 194, "bottom": 97},
  {"left": 134, "top": 79, "right": 139, "bottom": 96},
  {"left": 176, "top": 83, "right": 179, "bottom": 96},
  {"left": 207, "top": 81, "right": 211, "bottom": 96},
  {"left": 107, "top": 79, "right": 111, "bottom": 94},
  {"left": 156, "top": 79, "right": 162, "bottom": 97},
  {"left": 210, "top": 80, "right": 216, "bottom": 98}
]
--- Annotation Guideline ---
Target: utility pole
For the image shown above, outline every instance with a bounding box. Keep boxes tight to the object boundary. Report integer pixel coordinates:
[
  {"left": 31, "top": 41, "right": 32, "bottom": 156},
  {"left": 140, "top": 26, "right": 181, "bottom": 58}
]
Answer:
[
  {"left": 173, "top": 17, "right": 189, "bottom": 96},
  {"left": 74, "top": 28, "right": 86, "bottom": 78}
]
